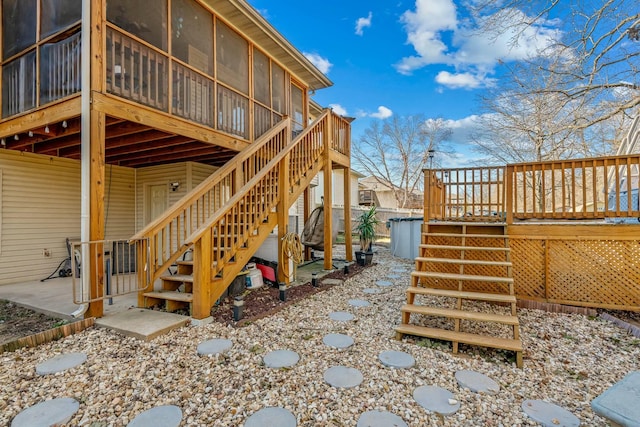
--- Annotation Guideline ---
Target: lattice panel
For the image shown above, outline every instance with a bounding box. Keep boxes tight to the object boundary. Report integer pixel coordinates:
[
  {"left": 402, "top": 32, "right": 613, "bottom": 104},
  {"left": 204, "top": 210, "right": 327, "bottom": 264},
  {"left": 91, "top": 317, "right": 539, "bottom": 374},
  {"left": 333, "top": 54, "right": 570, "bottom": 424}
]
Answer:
[
  {"left": 510, "top": 239, "right": 546, "bottom": 298},
  {"left": 548, "top": 240, "right": 640, "bottom": 307}
]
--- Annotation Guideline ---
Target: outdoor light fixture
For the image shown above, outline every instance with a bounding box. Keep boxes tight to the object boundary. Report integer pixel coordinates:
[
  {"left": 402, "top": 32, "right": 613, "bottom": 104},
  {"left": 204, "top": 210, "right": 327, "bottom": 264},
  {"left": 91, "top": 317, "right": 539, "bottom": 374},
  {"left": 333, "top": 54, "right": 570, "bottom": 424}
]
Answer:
[
  {"left": 28, "top": 131, "right": 33, "bottom": 137},
  {"left": 1, "top": 138, "right": 5, "bottom": 146},
  {"left": 170, "top": 182, "right": 180, "bottom": 191},
  {"left": 44, "top": 125, "right": 49, "bottom": 133},
  {"left": 14, "top": 134, "right": 19, "bottom": 141},
  {"left": 428, "top": 149, "right": 435, "bottom": 169},
  {"left": 62, "top": 120, "right": 68, "bottom": 128}
]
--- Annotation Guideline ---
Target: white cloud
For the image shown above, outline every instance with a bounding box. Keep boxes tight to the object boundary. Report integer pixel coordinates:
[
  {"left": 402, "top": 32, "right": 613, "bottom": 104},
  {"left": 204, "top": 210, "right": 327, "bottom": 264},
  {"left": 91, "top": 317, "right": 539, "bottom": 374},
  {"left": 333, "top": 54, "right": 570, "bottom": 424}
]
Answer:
[
  {"left": 395, "top": 0, "right": 563, "bottom": 89},
  {"left": 329, "top": 103, "right": 348, "bottom": 116},
  {"left": 370, "top": 106, "right": 393, "bottom": 119},
  {"left": 355, "top": 12, "right": 373, "bottom": 36},
  {"left": 304, "top": 52, "right": 333, "bottom": 74}
]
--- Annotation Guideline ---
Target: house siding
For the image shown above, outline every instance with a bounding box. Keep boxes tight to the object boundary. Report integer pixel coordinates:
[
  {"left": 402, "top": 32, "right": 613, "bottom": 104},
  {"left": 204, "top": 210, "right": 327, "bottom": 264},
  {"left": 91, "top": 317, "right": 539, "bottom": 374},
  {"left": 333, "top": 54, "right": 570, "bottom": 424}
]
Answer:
[{"left": 0, "top": 150, "right": 135, "bottom": 286}]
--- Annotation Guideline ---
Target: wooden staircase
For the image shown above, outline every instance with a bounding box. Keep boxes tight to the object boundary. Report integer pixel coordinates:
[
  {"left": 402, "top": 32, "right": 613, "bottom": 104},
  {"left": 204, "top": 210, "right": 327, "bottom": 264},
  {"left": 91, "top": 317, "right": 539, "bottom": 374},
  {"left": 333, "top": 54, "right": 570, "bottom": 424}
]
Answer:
[
  {"left": 131, "top": 109, "right": 346, "bottom": 319},
  {"left": 395, "top": 223, "right": 523, "bottom": 367}
]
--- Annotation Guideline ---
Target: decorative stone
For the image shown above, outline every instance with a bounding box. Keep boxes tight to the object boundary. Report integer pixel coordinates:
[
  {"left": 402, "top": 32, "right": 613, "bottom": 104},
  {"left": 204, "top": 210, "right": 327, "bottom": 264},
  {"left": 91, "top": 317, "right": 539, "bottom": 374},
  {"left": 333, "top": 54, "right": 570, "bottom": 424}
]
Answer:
[
  {"left": 263, "top": 350, "right": 300, "bottom": 368},
  {"left": 375, "top": 280, "right": 393, "bottom": 287},
  {"left": 348, "top": 299, "right": 371, "bottom": 307},
  {"left": 413, "top": 385, "right": 460, "bottom": 416},
  {"left": 363, "top": 288, "right": 382, "bottom": 294},
  {"left": 323, "top": 333, "right": 354, "bottom": 349},
  {"left": 324, "top": 366, "right": 363, "bottom": 388},
  {"left": 521, "top": 400, "right": 580, "bottom": 427},
  {"left": 378, "top": 350, "right": 415, "bottom": 369},
  {"left": 455, "top": 370, "right": 500, "bottom": 394},
  {"left": 244, "top": 407, "right": 296, "bottom": 427},
  {"left": 196, "top": 338, "right": 232, "bottom": 356},
  {"left": 357, "top": 410, "right": 408, "bottom": 427},
  {"left": 36, "top": 352, "right": 87, "bottom": 375},
  {"left": 329, "top": 311, "right": 354, "bottom": 321},
  {"left": 127, "top": 405, "right": 183, "bottom": 427},
  {"left": 11, "top": 397, "right": 80, "bottom": 427}
]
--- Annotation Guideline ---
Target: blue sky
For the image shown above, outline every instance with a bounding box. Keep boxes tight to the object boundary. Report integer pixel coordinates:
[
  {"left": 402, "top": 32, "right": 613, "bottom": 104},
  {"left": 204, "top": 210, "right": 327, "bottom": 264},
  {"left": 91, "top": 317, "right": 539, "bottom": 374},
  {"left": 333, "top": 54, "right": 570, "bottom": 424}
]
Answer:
[{"left": 247, "top": 0, "right": 562, "bottom": 167}]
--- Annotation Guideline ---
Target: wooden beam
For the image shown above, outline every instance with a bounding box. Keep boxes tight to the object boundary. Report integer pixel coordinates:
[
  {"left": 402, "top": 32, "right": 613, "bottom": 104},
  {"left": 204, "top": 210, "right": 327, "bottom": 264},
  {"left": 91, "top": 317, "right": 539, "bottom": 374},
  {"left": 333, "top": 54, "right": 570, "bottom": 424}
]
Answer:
[
  {"left": 303, "top": 186, "right": 311, "bottom": 261},
  {"left": 0, "top": 97, "right": 81, "bottom": 139},
  {"left": 192, "top": 230, "right": 212, "bottom": 320},
  {"left": 343, "top": 167, "right": 353, "bottom": 262},
  {"left": 323, "top": 112, "right": 333, "bottom": 270},
  {"left": 277, "top": 152, "right": 291, "bottom": 285}
]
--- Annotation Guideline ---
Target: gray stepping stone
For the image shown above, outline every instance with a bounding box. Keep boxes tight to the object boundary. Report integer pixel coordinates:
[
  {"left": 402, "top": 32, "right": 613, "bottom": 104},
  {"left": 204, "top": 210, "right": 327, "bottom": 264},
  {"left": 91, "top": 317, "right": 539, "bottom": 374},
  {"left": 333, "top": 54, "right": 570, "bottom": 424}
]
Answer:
[
  {"left": 245, "top": 407, "right": 296, "bottom": 427},
  {"left": 521, "top": 400, "right": 580, "bottom": 427},
  {"left": 455, "top": 370, "right": 500, "bottom": 394},
  {"left": 127, "top": 405, "right": 182, "bottom": 427},
  {"left": 357, "top": 410, "right": 408, "bottom": 427},
  {"left": 324, "top": 366, "right": 363, "bottom": 388},
  {"left": 329, "top": 311, "right": 354, "bottom": 321},
  {"left": 413, "top": 385, "right": 460, "bottom": 416},
  {"left": 11, "top": 397, "right": 80, "bottom": 427},
  {"left": 36, "top": 352, "right": 87, "bottom": 375},
  {"left": 323, "top": 333, "right": 355, "bottom": 349},
  {"left": 387, "top": 274, "right": 402, "bottom": 279},
  {"left": 263, "top": 350, "right": 300, "bottom": 368},
  {"left": 391, "top": 267, "right": 406, "bottom": 273},
  {"left": 591, "top": 371, "right": 640, "bottom": 426},
  {"left": 376, "top": 280, "right": 393, "bottom": 287},
  {"left": 379, "top": 350, "right": 415, "bottom": 369},
  {"left": 363, "top": 288, "right": 382, "bottom": 294},
  {"left": 348, "top": 299, "right": 371, "bottom": 307},
  {"left": 197, "top": 338, "right": 232, "bottom": 355}
]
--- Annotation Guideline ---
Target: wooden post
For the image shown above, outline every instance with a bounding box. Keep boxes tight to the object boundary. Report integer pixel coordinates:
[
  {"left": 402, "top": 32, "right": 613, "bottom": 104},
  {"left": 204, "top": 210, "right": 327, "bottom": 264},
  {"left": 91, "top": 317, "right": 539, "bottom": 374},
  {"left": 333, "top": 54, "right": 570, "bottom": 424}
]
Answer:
[
  {"left": 505, "top": 165, "right": 514, "bottom": 225},
  {"left": 303, "top": 186, "right": 311, "bottom": 261},
  {"left": 192, "top": 230, "right": 212, "bottom": 319},
  {"left": 424, "top": 170, "right": 431, "bottom": 222},
  {"left": 343, "top": 167, "right": 353, "bottom": 262},
  {"left": 277, "top": 153, "right": 291, "bottom": 284},
  {"left": 86, "top": 108, "right": 105, "bottom": 319},
  {"left": 323, "top": 114, "right": 333, "bottom": 270}
]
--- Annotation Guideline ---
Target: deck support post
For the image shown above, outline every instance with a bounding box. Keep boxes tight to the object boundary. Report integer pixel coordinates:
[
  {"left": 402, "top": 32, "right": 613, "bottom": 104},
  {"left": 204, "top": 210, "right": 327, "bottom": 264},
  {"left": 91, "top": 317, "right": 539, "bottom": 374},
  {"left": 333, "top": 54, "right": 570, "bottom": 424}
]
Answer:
[
  {"left": 192, "top": 231, "right": 212, "bottom": 320},
  {"left": 343, "top": 167, "right": 353, "bottom": 262},
  {"left": 277, "top": 152, "right": 292, "bottom": 285},
  {"left": 303, "top": 187, "right": 311, "bottom": 261}
]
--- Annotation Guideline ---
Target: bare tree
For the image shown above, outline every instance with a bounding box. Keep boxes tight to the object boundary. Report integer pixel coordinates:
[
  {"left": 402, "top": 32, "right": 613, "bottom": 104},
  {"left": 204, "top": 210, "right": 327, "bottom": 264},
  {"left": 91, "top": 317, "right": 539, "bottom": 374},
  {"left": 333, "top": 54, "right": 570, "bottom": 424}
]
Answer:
[
  {"left": 471, "top": 0, "right": 640, "bottom": 131},
  {"left": 353, "top": 115, "right": 452, "bottom": 209}
]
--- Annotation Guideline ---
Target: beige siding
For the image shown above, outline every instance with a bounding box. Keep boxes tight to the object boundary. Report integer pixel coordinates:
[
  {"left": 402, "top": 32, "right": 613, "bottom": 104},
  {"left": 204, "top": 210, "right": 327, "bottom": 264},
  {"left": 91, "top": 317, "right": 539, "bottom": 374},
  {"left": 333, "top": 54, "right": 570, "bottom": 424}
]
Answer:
[
  {"left": 105, "top": 165, "right": 136, "bottom": 240},
  {"left": 135, "top": 163, "right": 188, "bottom": 231},
  {"left": 188, "top": 162, "right": 218, "bottom": 190},
  {"left": 0, "top": 151, "right": 135, "bottom": 286}
]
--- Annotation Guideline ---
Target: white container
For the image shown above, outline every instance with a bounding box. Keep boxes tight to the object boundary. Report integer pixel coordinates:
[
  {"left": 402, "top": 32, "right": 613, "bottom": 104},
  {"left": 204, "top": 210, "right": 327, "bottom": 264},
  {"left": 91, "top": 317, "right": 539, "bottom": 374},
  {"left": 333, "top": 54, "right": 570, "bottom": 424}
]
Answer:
[{"left": 245, "top": 262, "right": 264, "bottom": 289}]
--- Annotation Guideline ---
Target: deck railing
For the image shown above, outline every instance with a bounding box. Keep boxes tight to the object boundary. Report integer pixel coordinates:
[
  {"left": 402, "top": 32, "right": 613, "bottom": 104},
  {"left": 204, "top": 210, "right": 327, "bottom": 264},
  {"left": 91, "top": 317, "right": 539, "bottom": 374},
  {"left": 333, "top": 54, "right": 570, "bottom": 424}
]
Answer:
[
  {"left": 425, "top": 154, "right": 640, "bottom": 223},
  {"left": 172, "top": 61, "right": 214, "bottom": 127}
]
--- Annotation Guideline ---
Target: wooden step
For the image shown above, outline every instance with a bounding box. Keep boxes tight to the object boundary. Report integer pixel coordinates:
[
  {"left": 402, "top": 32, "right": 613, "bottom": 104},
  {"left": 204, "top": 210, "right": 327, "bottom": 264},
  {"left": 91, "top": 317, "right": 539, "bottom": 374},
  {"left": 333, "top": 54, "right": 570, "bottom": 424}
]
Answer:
[
  {"left": 160, "top": 273, "right": 193, "bottom": 283},
  {"left": 400, "top": 304, "right": 519, "bottom": 325},
  {"left": 411, "top": 271, "right": 513, "bottom": 283},
  {"left": 415, "top": 257, "right": 511, "bottom": 267},
  {"left": 407, "top": 287, "right": 516, "bottom": 303},
  {"left": 424, "top": 233, "right": 507, "bottom": 239},
  {"left": 143, "top": 290, "right": 193, "bottom": 302},
  {"left": 420, "top": 244, "right": 509, "bottom": 252},
  {"left": 395, "top": 324, "right": 523, "bottom": 352}
]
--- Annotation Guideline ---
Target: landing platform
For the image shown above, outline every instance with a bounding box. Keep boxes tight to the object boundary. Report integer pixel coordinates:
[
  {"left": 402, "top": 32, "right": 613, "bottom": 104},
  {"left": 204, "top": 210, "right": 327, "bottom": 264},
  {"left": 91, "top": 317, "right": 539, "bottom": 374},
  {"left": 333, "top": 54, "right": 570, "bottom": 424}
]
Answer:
[{"left": 95, "top": 308, "right": 190, "bottom": 341}]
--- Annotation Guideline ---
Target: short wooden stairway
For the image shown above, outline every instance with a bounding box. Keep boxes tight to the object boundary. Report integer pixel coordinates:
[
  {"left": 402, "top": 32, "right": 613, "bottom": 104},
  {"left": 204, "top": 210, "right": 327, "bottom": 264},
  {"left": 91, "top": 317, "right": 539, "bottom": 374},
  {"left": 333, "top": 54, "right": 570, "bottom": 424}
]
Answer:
[{"left": 395, "top": 223, "right": 523, "bottom": 367}]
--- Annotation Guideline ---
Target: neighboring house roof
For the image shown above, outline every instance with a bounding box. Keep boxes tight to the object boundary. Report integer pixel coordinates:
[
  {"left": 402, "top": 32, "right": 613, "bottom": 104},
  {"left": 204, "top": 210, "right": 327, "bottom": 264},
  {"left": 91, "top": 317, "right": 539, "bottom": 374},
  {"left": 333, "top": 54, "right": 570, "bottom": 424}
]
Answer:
[
  {"left": 206, "top": 0, "right": 332, "bottom": 91},
  {"left": 359, "top": 175, "right": 421, "bottom": 196}
]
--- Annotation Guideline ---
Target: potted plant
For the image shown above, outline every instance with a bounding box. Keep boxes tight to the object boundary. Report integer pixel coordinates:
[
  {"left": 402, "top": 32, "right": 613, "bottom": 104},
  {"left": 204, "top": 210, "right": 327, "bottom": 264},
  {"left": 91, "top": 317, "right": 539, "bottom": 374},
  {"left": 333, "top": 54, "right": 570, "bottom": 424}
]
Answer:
[{"left": 354, "top": 206, "right": 379, "bottom": 266}]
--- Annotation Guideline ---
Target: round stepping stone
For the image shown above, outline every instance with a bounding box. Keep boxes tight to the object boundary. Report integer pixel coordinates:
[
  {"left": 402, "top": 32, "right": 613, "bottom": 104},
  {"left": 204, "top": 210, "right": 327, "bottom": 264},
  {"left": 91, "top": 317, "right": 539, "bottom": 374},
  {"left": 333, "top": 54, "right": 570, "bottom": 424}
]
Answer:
[
  {"left": 455, "top": 370, "right": 500, "bottom": 394},
  {"left": 323, "top": 333, "right": 354, "bottom": 349},
  {"left": 329, "top": 311, "right": 354, "bottom": 321},
  {"left": 376, "top": 280, "right": 393, "bottom": 287},
  {"left": 263, "top": 350, "right": 300, "bottom": 368},
  {"left": 357, "top": 410, "right": 408, "bottom": 427},
  {"left": 324, "top": 366, "right": 363, "bottom": 388},
  {"left": 363, "top": 287, "right": 382, "bottom": 294},
  {"left": 391, "top": 267, "right": 406, "bottom": 273},
  {"left": 197, "top": 338, "right": 232, "bottom": 355},
  {"left": 127, "top": 405, "right": 182, "bottom": 427},
  {"left": 378, "top": 350, "right": 415, "bottom": 369},
  {"left": 387, "top": 274, "right": 401, "bottom": 279},
  {"left": 11, "top": 397, "right": 80, "bottom": 427},
  {"left": 245, "top": 407, "right": 296, "bottom": 427},
  {"left": 348, "top": 299, "right": 371, "bottom": 307},
  {"left": 413, "top": 385, "right": 460, "bottom": 416},
  {"left": 521, "top": 400, "right": 580, "bottom": 427},
  {"left": 36, "top": 352, "right": 87, "bottom": 375}
]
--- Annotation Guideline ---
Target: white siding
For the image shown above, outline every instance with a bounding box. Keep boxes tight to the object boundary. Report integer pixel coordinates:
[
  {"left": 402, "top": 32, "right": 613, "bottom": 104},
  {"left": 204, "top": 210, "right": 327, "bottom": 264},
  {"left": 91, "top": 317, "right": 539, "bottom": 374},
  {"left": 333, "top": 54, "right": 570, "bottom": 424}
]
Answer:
[{"left": 0, "top": 151, "right": 135, "bottom": 286}]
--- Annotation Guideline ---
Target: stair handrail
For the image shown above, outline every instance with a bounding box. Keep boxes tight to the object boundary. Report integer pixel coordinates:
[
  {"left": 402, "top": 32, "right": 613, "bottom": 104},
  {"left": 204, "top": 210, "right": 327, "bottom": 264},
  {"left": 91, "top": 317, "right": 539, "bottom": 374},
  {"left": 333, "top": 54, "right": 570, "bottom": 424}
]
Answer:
[{"left": 183, "top": 110, "right": 331, "bottom": 251}]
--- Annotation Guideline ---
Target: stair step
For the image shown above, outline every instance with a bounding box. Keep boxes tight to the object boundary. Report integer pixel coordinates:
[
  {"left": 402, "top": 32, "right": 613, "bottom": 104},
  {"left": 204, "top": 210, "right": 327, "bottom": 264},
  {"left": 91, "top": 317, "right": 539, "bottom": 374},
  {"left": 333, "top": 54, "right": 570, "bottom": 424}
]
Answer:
[
  {"left": 160, "top": 273, "right": 193, "bottom": 283},
  {"left": 424, "top": 233, "right": 507, "bottom": 239},
  {"left": 411, "top": 271, "right": 513, "bottom": 283},
  {"left": 415, "top": 257, "right": 511, "bottom": 267},
  {"left": 401, "top": 304, "right": 519, "bottom": 325},
  {"left": 395, "top": 324, "right": 523, "bottom": 352},
  {"left": 407, "top": 287, "right": 516, "bottom": 303},
  {"left": 143, "top": 290, "right": 193, "bottom": 302},
  {"left": 421, "top": 244, "right": 509, "bottom": 252}
]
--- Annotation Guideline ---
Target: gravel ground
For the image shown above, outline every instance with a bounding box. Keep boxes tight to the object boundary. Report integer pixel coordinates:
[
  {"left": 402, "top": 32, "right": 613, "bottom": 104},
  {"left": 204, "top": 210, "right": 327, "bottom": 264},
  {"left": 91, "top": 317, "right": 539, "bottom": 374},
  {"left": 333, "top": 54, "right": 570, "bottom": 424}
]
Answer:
[{"left": 1, "top": 247, "right": 639, "bottom": 426}]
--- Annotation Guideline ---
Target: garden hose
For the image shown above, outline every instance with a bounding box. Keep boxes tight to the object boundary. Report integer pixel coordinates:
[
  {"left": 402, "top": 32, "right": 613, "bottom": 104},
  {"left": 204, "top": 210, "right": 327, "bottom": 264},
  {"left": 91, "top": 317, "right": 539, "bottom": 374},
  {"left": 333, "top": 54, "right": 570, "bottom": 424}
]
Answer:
[{"left": 281, "top": 232, "right": 304, "bottom": 283}]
